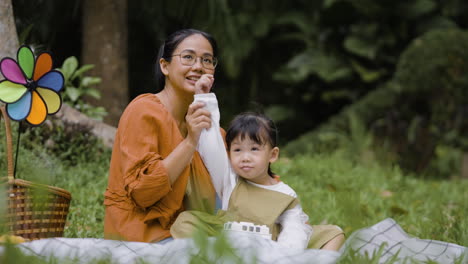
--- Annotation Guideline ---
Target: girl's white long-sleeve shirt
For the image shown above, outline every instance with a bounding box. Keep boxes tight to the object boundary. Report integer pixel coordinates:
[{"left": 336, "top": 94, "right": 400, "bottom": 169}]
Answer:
[{"left": 194, "top": 93, "right": 313, "bottom": 249}]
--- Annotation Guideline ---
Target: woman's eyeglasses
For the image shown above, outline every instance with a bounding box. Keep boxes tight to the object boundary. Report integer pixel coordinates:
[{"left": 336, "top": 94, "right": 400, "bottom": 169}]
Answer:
[{"left": 171, "top": 50, "right": 218, "bottom": 70}]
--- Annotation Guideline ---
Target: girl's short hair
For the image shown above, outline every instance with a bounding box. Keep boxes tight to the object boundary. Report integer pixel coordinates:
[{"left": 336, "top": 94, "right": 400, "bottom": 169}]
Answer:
[
  {"left": 155, "top": 29, "right": 218, "bottom": 91},
  {"left": 225, "top": 112, "right": 278, "bottom": 177}
]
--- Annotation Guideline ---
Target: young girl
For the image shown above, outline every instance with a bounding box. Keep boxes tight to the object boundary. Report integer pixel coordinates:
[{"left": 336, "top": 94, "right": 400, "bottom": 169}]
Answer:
[{"left": 170, "top": 92, "right": 345, "bottom": 250}]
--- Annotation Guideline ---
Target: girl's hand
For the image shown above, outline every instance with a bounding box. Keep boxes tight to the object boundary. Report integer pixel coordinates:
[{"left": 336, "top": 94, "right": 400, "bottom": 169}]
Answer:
[
  {"left": 185, "top": 101, "right": 211, "bottom": 146},
  {"left": 195, "top": 74, "right": 214, "bottom": 94}
]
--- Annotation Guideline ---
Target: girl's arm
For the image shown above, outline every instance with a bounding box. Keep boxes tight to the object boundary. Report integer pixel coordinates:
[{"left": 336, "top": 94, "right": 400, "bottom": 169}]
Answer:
[
  {"left": 276, "top": 204, "right": 313, "bottom": 249},
  {"left": 194, "top": 93, "right": 236, "bottom": 209}
]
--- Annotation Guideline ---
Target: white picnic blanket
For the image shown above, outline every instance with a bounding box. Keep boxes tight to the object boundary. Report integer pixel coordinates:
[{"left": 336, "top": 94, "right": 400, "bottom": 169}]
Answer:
[
  {"left": 1, "top": 218, "right": 466, "bottom": 263},
  {"left": 341, "top": 218, "right": 467, "bottom": 264},
  {"left": 1, "top": 233, "right": 340, "bottom": 263}
]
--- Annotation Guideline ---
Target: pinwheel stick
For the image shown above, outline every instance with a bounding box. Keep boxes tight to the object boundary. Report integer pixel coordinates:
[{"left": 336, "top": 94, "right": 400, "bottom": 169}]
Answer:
[
  {"left": 1, "top": 105, "right": 22, "bottom": 179},
  {"left": 13, "top": 121, "right": 21, "bottom": 177},
  {"left": 1, "top": 105, "right": 14, "bottom": 178}
]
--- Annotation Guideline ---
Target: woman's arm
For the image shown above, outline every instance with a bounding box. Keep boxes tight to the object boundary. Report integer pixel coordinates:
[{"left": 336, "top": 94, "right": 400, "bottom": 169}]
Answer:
[
  {"left": 162, "top": 73, "right": 215, "bottom": 186},
  {"left": 162, "top": 101, "right": 211, "bottom": 185}
]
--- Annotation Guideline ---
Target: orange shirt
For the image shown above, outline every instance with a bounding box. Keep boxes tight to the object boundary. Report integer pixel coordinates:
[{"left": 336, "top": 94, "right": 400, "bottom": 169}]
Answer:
[{"left": 104, "top": 94, "right": 216, "bottom": 242}]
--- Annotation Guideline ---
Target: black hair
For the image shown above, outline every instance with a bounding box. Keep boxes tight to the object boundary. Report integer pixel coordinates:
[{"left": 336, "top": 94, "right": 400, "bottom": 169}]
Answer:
[
  {"left": 155, "top": 29, "right": 218, "bottom": 91},
  {"left": 225, "top": 112, "right": 279, "bottom": 177}
]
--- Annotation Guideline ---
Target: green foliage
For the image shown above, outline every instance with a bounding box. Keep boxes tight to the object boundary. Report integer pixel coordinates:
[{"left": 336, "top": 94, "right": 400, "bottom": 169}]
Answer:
[
  {"left": 0, "top": 242, "right": 49, "bottom": 264},
  {"left": 286, "top": 28, "right": 468, "bottom": 178},
  {"left": 283, "top": 106, "right": 386, "bottom": 166},
  {"left": 395, "top": 29, "right": 468, "bottom": 95},
  {"left": 273, "top": 0, "right": 460, "bottom": 95},
  {"left": 59, "top": 155, "right": 108, "bottom": 239},
  {"left": 57, "top": 56, "right": 107, "bottom": 121},
  {"left": 274, "top": 49, "right": 354, "bottom": 84},
  {"left": 19, "top": 120, "right": 110, "bottom": 167},
  {"left": 338, "top": 243, "right": 401, "bottom": 264},
  {"left": 273, "top": 152, "right": 468, "bottom": 246},
  {"left": 378, "top": 28, "right": 468, "bottom": 175}
]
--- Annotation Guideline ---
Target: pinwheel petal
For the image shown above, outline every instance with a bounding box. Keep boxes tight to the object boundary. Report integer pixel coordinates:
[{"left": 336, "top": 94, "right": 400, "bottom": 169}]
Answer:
[
  {"left": 26, "top": 91, "right": 47, "bottom": 125},
  {"left": 0, "top": 58, "right": 27, "bottom": 84},
  {"left": 37, "top": 87, "right": 62, "bottom": 114},
  {"left": 18, "top": 46, "right": 35, "bottom": 79},
  {"left": 34, "top": 53, "right": 53, "bottom": 81},
  {"left": 0, "top": 80, "right": 28, "bottom": 103},
  {"left": 6, "top": 91, "right": 31, "bottom": 121},
  {"left": 37, "top": 70, "right": 64, "bottom": 92}
]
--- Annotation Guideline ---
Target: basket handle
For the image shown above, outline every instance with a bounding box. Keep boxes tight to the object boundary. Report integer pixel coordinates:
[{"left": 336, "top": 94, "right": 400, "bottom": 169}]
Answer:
[{"left": 1, "top": 105, "right": 14, "bottom": 180}]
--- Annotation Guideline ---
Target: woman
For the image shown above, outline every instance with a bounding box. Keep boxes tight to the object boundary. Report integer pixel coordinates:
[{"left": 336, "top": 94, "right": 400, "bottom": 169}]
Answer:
[{"left": 104, "top": 29, "right": 219, "bottom": 242}]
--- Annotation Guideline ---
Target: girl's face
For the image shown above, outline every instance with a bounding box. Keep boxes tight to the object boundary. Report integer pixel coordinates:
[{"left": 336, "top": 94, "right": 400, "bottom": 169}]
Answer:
[
  {"left": 160, "top": 34, "right": 215, "bottom": 95},
  {"left": 229, "top": 136, "right": 279, "bottom": 185}
]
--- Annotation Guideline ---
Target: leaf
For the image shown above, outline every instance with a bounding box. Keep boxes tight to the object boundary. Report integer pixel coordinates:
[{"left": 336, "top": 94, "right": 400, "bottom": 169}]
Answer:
[
  {"left": 350, "top": 60, "right": 385, "bottom": 83},
  {"left": 344, "top": 36, "right": 378, "bottom": 60},
  {"left": 71, "top": 64, "right": 95, "bottom": 80},
  {"left": 321, "top": 89, "right": 355, "bottom": 102},
  {"left": 323, "top": 0, "right": 342, "bottom": 9},
  {"left": 346, "top": 0, "right": 384, "bottom": 17},
  {"left": 312, "top": 53, "right": 353, "bottom": 83},
  {"left": 416, "top": 16, "right": 458, "bottom": 34},
  {"left": 399, "top": 0, "right": 437, "bottom": 20},
  {"left": 251, "top": 13, "right": 271, "bottom": 38},
  {"left": 84, "top": 88, "right": 101, "bottom": 99},
  {"left": 86, "top": 106, "right": 107, "bottom": 121},
  {"left": 264, "top": 105, "right": 295, "bottom": 123},
  {"left": 80, "top": 77, "right": 101, "bottom": 87},
  {"left": 274, "top": 49, "right": 353, "bottom": 83},
  {"left": 274, "top": 13, "right": 316, "bottom": 37},
  {"left": 61, "top": 56, "right": 78, "bottom": 81},
  {"left": 65, "top": 87, "right": 81, "bottom": 102},
  {"left": 273, "top": 52, "right": 314, "bottom": 83}
]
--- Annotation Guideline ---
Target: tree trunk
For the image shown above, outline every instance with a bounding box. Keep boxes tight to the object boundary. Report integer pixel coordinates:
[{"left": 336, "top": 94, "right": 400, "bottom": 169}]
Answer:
[
  {"left": 0, "top": 0, "right": 19, "bottom": 59},
  {"left": 54, "top": 104, "right": 116, "bottom": 148},
  {"left": 461, "top": 152, "right": 468, "bottom": 179},
  {"left": 82, "top": 0, "right": 128, "bottom": 126}
]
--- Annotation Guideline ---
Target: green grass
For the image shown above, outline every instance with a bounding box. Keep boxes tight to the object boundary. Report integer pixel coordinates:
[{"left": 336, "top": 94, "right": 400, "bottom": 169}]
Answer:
[
  {"left": 1, "top": 123, "right": 467, "bottom": 262},
  {"left": 273, "top": 152, "right": 468, "bottom": 246}
]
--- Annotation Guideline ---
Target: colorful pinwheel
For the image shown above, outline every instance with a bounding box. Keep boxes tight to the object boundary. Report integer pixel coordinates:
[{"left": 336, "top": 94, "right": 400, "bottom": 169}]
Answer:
[{"left": 0, "top": 45, "right": 64, "bottom": 126}]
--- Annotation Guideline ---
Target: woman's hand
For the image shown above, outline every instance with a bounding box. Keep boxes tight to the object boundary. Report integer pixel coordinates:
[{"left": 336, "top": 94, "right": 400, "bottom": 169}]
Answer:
[
  {"left": 195, "top": 74, "right": 214, "bottom": 94},
  {"left": 185, "top": 101, "right": 211, "bottom": 147}
]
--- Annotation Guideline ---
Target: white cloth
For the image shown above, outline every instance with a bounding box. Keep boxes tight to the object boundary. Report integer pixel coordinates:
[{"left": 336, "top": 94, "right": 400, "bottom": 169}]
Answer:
[
  {"left": 3, "top": 218, "right": 465, "bottom": 263},
  {"left": 340, "top": 218, "right": 468, "bottom": 264},
  {"left": 193, "top": 93, "right": 234, "bottom": 210},
  {"left": 194, "top": 93, "right": 313, "bottom": 249},
  {"left": 0, "top": 234, "right": 340, "bottom": 264}
]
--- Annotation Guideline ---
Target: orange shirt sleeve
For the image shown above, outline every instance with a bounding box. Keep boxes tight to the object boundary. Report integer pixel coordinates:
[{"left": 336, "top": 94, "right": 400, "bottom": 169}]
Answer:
[{"left": 116, "top": 96, "right": 172, "bottom": 208}]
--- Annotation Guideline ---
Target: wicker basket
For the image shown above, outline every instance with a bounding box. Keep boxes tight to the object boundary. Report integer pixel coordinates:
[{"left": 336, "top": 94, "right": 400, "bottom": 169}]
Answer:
[{"left": 1, "top": 106, "right": 72, "bottom": 240}]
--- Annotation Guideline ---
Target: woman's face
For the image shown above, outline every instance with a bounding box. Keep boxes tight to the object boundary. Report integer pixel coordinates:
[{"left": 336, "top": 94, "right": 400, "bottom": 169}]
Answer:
[{"left": 161, "top": 34, "right": 215, "bottom": 95}]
